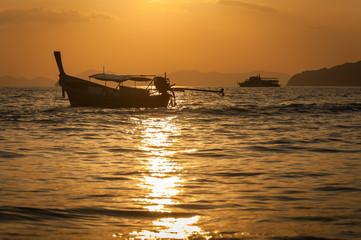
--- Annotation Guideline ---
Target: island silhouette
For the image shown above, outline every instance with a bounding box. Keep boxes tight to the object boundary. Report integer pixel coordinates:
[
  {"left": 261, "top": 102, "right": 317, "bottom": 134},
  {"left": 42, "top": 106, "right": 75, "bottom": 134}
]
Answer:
[{"left": 287, "top": 60, "right": 361, "bottom": 86}]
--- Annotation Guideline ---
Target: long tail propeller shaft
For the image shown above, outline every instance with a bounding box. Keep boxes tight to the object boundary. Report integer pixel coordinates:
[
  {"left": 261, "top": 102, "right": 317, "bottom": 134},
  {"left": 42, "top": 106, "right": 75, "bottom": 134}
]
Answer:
[{"left": 171, "top": 87, "right": 224, "bottom": 97}]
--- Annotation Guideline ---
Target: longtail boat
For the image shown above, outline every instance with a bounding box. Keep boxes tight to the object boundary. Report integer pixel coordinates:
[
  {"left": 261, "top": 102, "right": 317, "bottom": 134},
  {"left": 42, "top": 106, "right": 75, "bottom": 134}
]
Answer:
[{"left": 54, "top": 51, "right": 223, "bottom": 108}]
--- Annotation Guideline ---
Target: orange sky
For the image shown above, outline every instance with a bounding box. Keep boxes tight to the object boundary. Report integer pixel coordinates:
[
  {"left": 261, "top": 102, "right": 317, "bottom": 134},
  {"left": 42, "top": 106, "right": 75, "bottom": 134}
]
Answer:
[{"left": 0, "top": 0, "right": 360, "bottom": 79}]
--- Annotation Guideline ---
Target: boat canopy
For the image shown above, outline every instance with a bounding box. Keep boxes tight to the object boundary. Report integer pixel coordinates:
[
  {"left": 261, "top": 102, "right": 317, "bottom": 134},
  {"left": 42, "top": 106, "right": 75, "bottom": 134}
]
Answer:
[{"left": 89, "top": 73, "right": 155, "bottom": 83}]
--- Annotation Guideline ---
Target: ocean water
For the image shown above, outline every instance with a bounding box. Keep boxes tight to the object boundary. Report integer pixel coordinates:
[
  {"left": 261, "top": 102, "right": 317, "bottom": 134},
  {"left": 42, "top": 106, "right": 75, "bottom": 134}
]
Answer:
[{"left": 0, "top": 86, "right": 361, "bottom": 240}]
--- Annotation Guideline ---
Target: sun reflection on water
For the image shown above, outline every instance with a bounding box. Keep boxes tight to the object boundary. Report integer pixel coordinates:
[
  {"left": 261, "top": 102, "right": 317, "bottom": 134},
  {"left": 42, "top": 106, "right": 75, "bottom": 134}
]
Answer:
[
  {"left": 137, "top": 174, "right": 183, "bottom": 212},
  {"left": 129, "top": 216, "right": 206, "bottom": 240},
  {"left": 125, "top": 116, "right": 209, "bottom": 239}
]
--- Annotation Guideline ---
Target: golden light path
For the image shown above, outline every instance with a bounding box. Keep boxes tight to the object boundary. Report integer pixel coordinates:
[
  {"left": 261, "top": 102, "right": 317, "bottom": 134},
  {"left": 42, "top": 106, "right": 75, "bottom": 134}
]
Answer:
[{"left": 125, "top": 116, "right": 210, "bottom": 239}]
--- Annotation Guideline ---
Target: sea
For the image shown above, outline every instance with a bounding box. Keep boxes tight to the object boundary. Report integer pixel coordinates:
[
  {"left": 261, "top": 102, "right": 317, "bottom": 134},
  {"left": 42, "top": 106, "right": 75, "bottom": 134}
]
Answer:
[{"left": 0, "top": 86, "right": 361, "bottom": 240}]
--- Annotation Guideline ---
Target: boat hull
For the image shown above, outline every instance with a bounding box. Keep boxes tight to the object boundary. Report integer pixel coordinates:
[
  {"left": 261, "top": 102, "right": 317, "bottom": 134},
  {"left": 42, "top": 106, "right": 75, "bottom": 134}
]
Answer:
[{"left": 59, "top": 75, "right": 171, "bottom": 108}]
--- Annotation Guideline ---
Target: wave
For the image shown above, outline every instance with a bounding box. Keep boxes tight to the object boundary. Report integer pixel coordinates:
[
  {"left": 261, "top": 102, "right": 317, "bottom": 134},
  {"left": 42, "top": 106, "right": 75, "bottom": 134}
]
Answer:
[
  {"left": 313, "top": 186, "right": 361, "bottom": 192},
  {"left": 0, "top": 206, "right": 196, "bottom": 223},
  {"left": 177, "top": 103, "right": 361, "bottom": 116},
  {"left": 248, "top": 145, "right": 361, "bottom": 154},
  {"left": 0, "top": 150, "right": 25, "bottom": 159},
  {"left": 271, "top": 235, "right": 343, "bottom": 240}
]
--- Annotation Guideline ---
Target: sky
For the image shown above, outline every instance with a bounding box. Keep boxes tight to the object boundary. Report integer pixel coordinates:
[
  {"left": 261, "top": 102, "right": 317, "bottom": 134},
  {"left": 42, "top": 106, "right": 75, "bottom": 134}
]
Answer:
[{"left": 0, "top": 0, "right": 360, "bottom": 80}]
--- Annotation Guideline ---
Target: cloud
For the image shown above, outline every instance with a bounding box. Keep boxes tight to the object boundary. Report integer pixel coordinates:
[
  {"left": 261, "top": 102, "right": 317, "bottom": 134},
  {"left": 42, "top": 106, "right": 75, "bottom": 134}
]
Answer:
[
  {"left": 218, "top": 0, "right": 277, "bottom": 13},
  {"left": 90, "top": 11, "right": 116, "bottom": 21},
  {"left": 0, "top": 8, "right": 116, "bottom": 25}
]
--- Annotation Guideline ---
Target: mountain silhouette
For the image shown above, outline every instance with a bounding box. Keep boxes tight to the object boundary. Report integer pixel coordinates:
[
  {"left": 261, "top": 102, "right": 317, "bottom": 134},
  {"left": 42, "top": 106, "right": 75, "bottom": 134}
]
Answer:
[
  {"left": 0, "top": 76, "right": 56, "bottom": 87},
  {"left": 287, "top": 61, "right": 361, "bottom": 86},
  {"left": 75, "top": 69, "right": 100, "bottom": 80},
  {"left": 0, "top": 70, "right": 290, "bottom": 87}
]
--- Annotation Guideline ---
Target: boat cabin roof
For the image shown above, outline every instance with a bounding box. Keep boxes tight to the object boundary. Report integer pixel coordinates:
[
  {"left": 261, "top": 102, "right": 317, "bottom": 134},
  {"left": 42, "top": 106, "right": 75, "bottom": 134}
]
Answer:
[{"left": 89, "top": 73, "right": 155, "bottom": 83}]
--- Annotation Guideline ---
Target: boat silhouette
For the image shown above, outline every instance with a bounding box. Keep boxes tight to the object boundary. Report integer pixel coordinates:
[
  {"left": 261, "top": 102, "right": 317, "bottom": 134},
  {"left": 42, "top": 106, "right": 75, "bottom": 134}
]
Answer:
[
  {"left": 54, "top": 51, "right": 224, "bottom": 108},
  {"left": 238, "top": 74, "right": 280, "bottom": 87}
]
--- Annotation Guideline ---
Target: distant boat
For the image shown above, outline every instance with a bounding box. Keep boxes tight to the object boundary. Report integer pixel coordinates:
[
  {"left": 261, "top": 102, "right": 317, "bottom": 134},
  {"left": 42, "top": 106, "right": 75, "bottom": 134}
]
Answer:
[
  {"left": 238, "top": 74, "right": 280, "bottom": 87},
  {"left": 54, "top": 51, "right": 224, "bottom": 108}
]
